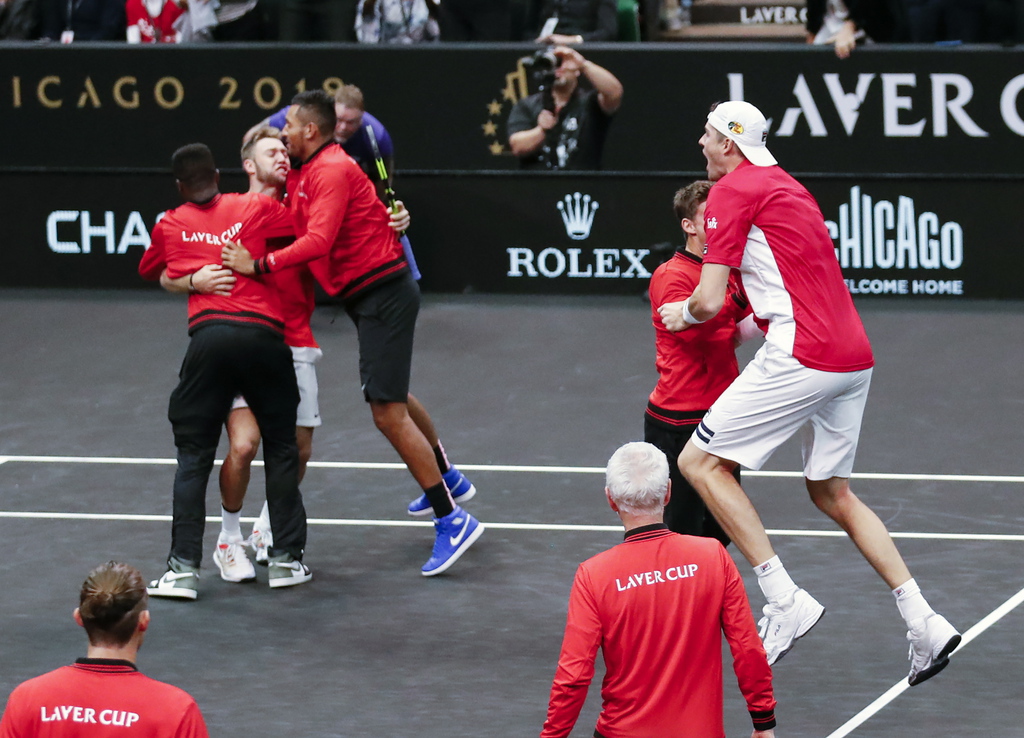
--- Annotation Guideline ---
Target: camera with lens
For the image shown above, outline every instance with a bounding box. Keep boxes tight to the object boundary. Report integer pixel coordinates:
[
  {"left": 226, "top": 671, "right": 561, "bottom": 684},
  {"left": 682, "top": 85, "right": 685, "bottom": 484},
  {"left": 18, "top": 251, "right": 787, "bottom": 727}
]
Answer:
[{"left": 521, "top": 47, "right": 562, "bottom": 112}]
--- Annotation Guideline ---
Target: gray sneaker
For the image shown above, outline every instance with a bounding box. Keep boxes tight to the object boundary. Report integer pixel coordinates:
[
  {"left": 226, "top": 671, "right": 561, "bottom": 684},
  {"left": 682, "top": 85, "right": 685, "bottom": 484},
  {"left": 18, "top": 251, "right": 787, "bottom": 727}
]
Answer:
[
  {"left": 267, "top": 553, "right": 312, "bottom": 589},
  {"left": 147, "top": 557, "right": 199, "bottom": 600}
]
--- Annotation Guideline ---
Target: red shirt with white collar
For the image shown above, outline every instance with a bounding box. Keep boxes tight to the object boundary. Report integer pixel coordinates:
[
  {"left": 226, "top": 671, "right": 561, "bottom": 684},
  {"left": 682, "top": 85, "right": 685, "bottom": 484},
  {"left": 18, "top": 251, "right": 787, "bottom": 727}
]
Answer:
[{"left": 703, "top": 160, "right": 873, "bottom": 373}]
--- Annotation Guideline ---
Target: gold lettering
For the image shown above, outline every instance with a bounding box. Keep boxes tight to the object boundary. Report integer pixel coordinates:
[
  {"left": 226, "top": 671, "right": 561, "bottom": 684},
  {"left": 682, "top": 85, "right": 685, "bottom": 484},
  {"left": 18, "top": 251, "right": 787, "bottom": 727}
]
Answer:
[
  {"left": 219, "top": 76, "right": 240, "bottom": 110},
  {"left": 37, "top": 76, "right": 62, "bottom": 109},
  {"left": 154, "top": 76, "right": 184, "bottom": 109},
  {"left": 504, "top": 63, "right": 529, "bottom": 104},
  {"left": 76, "top": 76, "right": 101, "bottom": 108},
  {"left": 253, "top": 77, "right": 281, "bottom": 110},
  {"left": 295, "top": 78, "right": 306, "bottom": 93},
  {"left": 113, "top": 76, "right": 139, "bottom": 109},
  {"left": 12, "top": 76, "right": 21, "bottom": 108},
  {"left": 322, "top": 77, "right": 343, "bottom": 96}
]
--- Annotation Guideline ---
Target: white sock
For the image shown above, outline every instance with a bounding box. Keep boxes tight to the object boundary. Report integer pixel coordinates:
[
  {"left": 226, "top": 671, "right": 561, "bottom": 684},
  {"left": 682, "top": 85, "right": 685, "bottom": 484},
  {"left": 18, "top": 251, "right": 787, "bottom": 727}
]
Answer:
[
  {"left": 221, "top": 507, "right": 242, "bottom": 540},
  {"left": 893, "top": 578, "right": 933, "bottom": 626},
  {"left": 754, "top": 555, "right": 798, "bottom": 605}
]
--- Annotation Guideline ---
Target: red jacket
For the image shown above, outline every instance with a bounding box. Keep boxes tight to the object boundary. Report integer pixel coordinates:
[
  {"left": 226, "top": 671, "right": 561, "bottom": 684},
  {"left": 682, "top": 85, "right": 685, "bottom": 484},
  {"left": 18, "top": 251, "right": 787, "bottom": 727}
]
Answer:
[
  {"left": 541, "top": 525, "right": 776, "bottom": 738},
  {"left": 139, "top": 192, "right": 293, "bottom": 336},
  {"left": 647, "top": 250, "right": 751, "bottom": 428},
  {"left": 262, "top": 143, "right": 408, "bottom": 303},
  {"left": 0, "top": 660, "right": 208, "bottom": 738}
]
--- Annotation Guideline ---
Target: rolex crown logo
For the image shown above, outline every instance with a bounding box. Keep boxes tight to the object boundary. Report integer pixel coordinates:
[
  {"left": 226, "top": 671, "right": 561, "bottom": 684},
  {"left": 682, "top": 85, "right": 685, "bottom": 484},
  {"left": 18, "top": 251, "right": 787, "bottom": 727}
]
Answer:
[{"left": 557, "top": 192, "right": 599, "bottom": 241}]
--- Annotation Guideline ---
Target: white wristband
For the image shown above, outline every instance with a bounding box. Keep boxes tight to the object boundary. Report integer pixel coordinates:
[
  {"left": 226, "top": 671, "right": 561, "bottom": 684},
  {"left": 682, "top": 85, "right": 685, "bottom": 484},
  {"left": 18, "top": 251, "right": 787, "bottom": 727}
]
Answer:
[{"left": 682, "top": 298, "right": 706, "bottom": 325}]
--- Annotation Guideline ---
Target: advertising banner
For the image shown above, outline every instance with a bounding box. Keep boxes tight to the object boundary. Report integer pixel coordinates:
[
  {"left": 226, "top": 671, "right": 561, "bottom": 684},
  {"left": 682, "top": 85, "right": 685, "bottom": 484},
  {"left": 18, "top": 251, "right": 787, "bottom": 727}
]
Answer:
[
  {"left": 2, "top": 171, "right": 1016, "bottom": 299},
  {"left": 1, "top": 43, "right": 1022, "bottom": 175}
]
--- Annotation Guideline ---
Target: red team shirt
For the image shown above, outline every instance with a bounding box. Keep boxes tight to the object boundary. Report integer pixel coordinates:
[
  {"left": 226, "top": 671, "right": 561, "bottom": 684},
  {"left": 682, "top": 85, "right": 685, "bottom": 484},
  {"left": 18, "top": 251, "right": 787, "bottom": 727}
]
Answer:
[
  {"left": 703, "top": 161, "right": 873, "bottom": 373},
  {"left": 647, "top": 250, "right": 752, "bottom": 426},
  {"left": 0, "top": 660, "right": 208, "bottom": 738},
  {"left": 541, "top": 526, "right": 776, "bottom": 738},
  {"left": 125, "top": 0, "right": 184, "bottom": 42},
  {"left": 138, "top": 193, "right": 293, "bottom": 336},
  {"left": 262, "top": 143, "right": 407, "bottom": 303}
]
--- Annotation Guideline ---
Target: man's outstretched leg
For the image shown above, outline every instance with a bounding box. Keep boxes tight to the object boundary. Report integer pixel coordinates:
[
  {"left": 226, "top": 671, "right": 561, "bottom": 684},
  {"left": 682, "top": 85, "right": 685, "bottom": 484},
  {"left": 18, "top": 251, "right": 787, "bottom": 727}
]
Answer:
[
  {"left": 372, "top": 399, "right": 484, "bottom": 576},
  {"left": 404, "top": 392, "right": 477, "bottom": 516},
  {"left": 679, "top": 442, "right": 825, "bottom": 665},
  {"left": 807, "top": 477, "right": 961, "bottom": 685}
]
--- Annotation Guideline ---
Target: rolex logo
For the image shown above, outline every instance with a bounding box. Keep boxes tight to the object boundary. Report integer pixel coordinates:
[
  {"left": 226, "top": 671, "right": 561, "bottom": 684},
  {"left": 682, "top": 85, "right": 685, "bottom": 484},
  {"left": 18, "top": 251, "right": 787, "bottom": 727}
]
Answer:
[{"left": 557, "top": 192, "right": 599, "bottom": 241}]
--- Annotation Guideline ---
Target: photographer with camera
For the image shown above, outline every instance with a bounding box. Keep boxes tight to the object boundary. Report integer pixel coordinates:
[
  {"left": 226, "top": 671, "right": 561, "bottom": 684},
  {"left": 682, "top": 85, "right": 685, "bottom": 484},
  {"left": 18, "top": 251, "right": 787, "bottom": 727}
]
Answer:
[{"left": 507, "top": 46, "right": 622, "bottom": 171}]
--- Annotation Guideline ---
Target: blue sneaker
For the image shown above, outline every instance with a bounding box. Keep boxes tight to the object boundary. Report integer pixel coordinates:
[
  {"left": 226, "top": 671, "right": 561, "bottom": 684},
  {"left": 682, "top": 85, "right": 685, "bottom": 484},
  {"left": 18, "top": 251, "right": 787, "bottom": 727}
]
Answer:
[
  {"left": 407, "top": 466, "right": 477, "bottom": 517},
  {"left": 421, "top": 506, "right": 484, "bottom": 577}
]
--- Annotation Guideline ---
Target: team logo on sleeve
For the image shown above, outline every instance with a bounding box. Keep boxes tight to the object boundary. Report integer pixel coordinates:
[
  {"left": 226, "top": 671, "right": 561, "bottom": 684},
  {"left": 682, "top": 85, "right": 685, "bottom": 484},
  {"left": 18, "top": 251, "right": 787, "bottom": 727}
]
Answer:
[{"left": 706, "top": 216, "right": 718, "bottom": 230}]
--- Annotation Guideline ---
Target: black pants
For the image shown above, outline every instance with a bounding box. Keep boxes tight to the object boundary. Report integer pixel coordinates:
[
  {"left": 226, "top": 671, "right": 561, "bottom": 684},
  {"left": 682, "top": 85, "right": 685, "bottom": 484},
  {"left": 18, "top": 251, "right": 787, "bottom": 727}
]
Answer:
[
  {"left": 168, "top": 323, "right": 305, "bottom": 566},
  {"left": 644, "top": 414, "right": 732, "bottom": 547}
]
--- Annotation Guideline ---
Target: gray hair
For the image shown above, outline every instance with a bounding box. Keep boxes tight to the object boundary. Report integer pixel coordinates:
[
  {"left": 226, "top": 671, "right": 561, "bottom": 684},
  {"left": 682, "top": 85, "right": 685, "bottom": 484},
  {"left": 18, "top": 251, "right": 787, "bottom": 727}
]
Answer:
[{"left": 605, "top": 442, "right": 669, "bottom": 514}]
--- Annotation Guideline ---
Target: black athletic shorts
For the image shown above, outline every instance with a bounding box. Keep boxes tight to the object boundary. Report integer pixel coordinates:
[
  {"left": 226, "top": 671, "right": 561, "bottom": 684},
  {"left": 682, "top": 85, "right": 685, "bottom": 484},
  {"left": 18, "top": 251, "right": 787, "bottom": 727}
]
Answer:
[{"left": 346, "top": 272, "right": 420, "bottom": 403}]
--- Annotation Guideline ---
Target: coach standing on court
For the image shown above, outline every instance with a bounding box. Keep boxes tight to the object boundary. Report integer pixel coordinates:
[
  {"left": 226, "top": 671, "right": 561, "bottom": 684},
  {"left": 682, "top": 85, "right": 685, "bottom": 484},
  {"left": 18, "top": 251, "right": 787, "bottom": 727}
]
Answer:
[
  {"left": 659, "top": 101, "right": 960, "bottom": 683},
  {"left": 0, "top": 561, "right": 209, "bottom": 737},
  {"left": 540, "top": 442, "right": 776, "bottom": 738},
  {"left": 139, "top": 144, "right": 311, "bottom": 597},
  {"left": 221, "top": 91, "right": 484, "bottom": 577}
]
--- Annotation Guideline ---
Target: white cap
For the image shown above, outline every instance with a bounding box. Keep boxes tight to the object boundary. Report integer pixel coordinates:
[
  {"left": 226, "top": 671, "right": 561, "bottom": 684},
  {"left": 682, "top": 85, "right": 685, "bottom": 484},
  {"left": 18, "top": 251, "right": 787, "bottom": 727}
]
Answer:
[{"left": 707, "top": 101, "right": 777, "bottom": 167}]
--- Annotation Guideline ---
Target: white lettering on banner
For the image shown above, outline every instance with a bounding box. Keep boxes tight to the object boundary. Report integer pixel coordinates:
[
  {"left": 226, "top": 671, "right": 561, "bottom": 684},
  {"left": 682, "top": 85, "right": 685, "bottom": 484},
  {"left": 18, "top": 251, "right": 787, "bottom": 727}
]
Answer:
[
  {"left": 46, "top": 210, "right": 152, "bottom": 255},
  {"left": 39, "top": 706, "right": 139, "bottom": 726},
  {"left": 506, "top": 248, "right": 651, "bottom": 279},
  {"left": 1000, "top": 74, "right": 1024, "bottom": 135},
  {"left": 844, "top": 279, "right": 908, "bottom": 295},
  {"left": 615, "top": 564, "right": 699, "bottom": 591},
  {"left": 739, "top": 6, "right": 807, "bottom": 24},
  {"left": 760, "top": 73, "right": 993, "bottom": 138},
  {"left": 826, "top": 187, "right": 963, "bottom": 271}
]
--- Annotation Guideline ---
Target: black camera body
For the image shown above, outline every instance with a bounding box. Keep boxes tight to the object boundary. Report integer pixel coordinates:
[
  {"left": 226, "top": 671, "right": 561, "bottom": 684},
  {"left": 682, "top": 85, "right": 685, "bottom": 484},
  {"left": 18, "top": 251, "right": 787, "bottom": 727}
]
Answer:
[{"left": 521, "top": 47, "right": 562, "bottom": 112}]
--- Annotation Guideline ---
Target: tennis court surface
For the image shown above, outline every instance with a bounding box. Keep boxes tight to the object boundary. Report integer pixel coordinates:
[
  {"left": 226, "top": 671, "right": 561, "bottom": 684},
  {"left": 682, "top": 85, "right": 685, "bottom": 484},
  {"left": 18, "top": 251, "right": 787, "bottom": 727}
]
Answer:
[{"left": 1, "top": 289, "right": 1022, "bottom": 737}]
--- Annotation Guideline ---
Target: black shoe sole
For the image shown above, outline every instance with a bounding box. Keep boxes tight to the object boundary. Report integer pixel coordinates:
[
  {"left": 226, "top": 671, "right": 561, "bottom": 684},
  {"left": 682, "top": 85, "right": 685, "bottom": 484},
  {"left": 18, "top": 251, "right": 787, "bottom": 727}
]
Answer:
[{"left": 908, "top": 633, "right": 962, "bottom": 686}]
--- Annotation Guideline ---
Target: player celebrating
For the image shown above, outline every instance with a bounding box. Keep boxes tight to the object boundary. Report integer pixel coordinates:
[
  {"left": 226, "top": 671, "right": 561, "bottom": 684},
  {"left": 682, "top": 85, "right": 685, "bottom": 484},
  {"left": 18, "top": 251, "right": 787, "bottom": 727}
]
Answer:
[
  {"left": 659, "top": 100, "right": 960, "bottom": 684},
  {"left": 223, "top": 91, "right": 484, "bottom": 576}
]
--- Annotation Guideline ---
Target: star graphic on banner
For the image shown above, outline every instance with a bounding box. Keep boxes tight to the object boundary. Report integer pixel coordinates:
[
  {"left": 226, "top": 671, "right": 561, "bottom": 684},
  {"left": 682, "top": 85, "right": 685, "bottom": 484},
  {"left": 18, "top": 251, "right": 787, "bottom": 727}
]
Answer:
[
  {"left": 501, "top": 86, "right": 517, "bottom": 102},
  {"left": 482, "top": 121, "right": 497, "bottom": 136},
  {"left": 487, "top": 100, "right": 502, "bottom": 116},
  {"left": 489, "top": 141, "right": 504, "bottom": 155}
]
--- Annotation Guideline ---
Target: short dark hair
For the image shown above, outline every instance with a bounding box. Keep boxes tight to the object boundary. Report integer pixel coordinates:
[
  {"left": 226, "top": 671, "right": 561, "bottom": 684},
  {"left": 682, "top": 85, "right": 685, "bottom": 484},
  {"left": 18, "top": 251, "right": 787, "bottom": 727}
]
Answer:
[
  {"left": 673, "top": 180, "right": 713, "bottom": 222},
  {"left": 79, "top": 562, "right": 148, "bottom": 647},
  {"left": 171, "top": 143, "right": 217, "bottom": 186},
  {"left": 291, "top": 90, "right": 336, "bottom": 138}
]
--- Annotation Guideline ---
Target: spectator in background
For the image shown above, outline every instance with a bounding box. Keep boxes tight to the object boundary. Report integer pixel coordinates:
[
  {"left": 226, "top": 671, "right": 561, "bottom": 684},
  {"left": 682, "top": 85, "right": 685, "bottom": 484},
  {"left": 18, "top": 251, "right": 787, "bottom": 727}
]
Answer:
[
  {"left": 173, "top": 0, "right": 263, "bottom": 40},
  {"left": 806, "top": 0, "right": 906, "bottom": 57},
  {"left": 39, "top": 0, "right": 125, "bottom": 40},
  {"left": 532, "top": 0, "right": 617, "bottom": 43},
  {"left": 0, "top": 561, "right": 210, "bottom": 738},
  {"left": 355, "top": 0, "right": 438, "bottom": 42},
  {"left": 0, "top": 0, "right": 39, "bottom": 38},
  {"left": 508, "top": 46, "right": 622, "bottom": 171},
  {"left": 438, "top": 0, "right": 510, "bottom": 39},
  {"left": 659, "top": 0, "right": 691, "bottom": 29},
  {"left": 126, "top": 0, "right": 184, "bottom": 42}
]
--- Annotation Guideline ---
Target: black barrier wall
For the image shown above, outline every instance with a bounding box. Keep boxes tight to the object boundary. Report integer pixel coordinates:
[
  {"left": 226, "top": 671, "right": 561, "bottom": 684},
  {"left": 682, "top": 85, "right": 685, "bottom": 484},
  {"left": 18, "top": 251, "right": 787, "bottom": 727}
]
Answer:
[
  {"left": 1, "top": 44, "right": 1021, "bottom": 298},
  {"left": 2, "top": 172, "right": 1012, "bottom": 299}
]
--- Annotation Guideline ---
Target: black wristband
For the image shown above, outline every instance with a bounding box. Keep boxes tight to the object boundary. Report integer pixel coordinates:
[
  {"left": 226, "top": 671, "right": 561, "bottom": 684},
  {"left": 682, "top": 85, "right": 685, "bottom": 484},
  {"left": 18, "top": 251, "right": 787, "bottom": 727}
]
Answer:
[
  {"left": 188, "top": 273, "right": 197, "bottom": 293},
  {"left": 253, "top": 257, "right": 265, "bottom": 276}
]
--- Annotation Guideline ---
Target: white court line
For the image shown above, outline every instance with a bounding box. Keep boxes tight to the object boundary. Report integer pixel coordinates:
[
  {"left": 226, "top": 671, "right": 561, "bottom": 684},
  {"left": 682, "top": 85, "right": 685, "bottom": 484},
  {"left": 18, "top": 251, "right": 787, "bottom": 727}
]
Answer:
[
  {"left": 0, "top": 511, "right": 1022, "bottom": 541},
  {"left": 2, "top": 454, "right": 1024, "bottom": 484},
  {"left": 825, "top": 583, "right": 1024, "bottom": 738}
]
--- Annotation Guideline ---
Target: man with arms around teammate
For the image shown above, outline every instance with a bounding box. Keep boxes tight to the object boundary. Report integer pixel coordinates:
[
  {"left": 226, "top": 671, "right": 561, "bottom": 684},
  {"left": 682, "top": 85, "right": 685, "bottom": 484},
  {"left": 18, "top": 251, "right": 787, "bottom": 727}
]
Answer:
[{"left": 222, "top": 91, "right": 483, "bottom": 576}]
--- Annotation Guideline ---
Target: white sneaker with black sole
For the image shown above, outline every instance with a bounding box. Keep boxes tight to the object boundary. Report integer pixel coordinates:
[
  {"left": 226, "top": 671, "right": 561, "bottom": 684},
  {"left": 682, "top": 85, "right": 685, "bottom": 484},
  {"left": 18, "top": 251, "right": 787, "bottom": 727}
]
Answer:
[
  {"left": 213, "top": 533, "right": 256, "bottom": 583},
  {"left": 267, "top": 554, "right": 312, "bottom": 589},
  {"left": 907, "top": 612, "right": 961, "bottom": 686},
  {"left": 758, "top": 588, "right": 825, "bottom": 665}
]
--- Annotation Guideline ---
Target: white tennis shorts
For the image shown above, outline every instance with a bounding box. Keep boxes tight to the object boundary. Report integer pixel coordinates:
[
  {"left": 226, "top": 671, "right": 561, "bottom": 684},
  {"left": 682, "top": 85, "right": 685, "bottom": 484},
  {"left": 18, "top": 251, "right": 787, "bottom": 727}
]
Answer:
[
  {"left": 691, "top": 342, "right": 872, "bottom": 480},
  {"left": 231, "top": 346, "right": 323, "bottom": 428}
]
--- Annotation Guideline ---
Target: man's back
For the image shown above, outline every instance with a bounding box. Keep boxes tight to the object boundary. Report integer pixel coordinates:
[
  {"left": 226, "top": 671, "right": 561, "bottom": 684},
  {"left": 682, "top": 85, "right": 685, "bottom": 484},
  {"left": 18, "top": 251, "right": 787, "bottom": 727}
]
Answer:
[
  {"left": 704, "top": 161, "right": 873, "bottom": 373},
  {"left": 543, "top": 527, "right": 774, "bottom": 738},
  {"left": 0, "top": 661, "right": 208, "bottom": 738}
]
